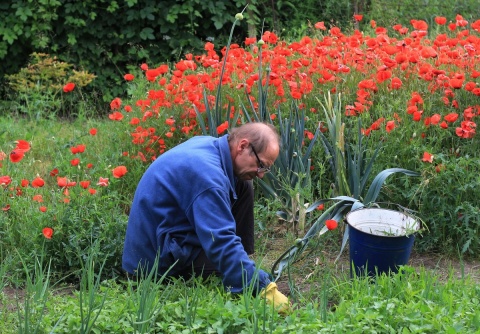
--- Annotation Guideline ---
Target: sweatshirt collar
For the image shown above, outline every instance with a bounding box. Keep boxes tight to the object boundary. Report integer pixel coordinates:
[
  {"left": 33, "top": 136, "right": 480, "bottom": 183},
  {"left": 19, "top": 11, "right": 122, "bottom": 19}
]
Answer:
[{"left": 218, "top": 134, "right": 236, "bottom": 199}]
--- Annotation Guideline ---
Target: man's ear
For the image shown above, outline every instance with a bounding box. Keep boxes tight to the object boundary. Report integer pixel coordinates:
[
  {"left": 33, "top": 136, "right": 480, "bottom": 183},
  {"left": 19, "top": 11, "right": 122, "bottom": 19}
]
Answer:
[{"left": 238, "top": 138, "right": 250, "bottom": 152}]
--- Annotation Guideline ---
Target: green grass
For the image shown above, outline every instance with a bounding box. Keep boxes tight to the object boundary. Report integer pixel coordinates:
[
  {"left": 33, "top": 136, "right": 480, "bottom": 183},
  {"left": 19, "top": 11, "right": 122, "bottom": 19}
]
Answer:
[{"left": 1, "top": 257, "right": 479, "bottom": 333}]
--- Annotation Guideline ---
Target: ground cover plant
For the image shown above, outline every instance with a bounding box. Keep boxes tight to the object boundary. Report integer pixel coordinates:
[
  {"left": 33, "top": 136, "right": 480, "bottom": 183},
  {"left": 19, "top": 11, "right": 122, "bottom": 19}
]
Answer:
[{"left": 1, "top": 12, "right": 480, "bottom": 332}]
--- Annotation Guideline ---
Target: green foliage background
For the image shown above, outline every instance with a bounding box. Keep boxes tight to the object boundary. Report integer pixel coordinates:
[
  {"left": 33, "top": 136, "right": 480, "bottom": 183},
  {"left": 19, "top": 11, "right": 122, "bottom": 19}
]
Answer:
[{"left": 2, "top": 0, "right": 478, "bottom": 105}]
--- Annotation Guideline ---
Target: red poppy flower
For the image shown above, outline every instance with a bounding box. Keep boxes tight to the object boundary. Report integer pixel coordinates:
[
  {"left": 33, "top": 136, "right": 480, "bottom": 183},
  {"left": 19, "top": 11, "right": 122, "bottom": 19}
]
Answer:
[
  {"left": 2, "top": 204, "right": 11, "bottom": 211},
  {"left": 376, "top": 70, "right": 392, "bottom": 83},
  {"left": 97, "top": 177, "right": 109, "bottom": 187},
  {"left": 108, "top": 112, "right": 124, "bottom": 121},
  {"left": 112, "top": 166, "right": 127, "bottom": 179},
  {"left": 435, "top": 17, "right": 447, "bottom": 25},
  {"left": 39, "top": 206, "right": 47, "bottom": 212},
  {"left": 33, "top": 194, "right": 43, "bottom": 202},
  {"left": 89, "top": 128, "right": 97, "bottom": 136},
  {"left": 0, "top": 175, "right": 12, "bottom": 186},
  {"left": 465, "top": 82, "right": 476, "bottom": 92},
  {"left": 390, "top": 77, "right": 402, "bottom": 90},
  {"left": 124, "top": 73, "right": 135, "bottom": 81},
  {"left": 42, "top": 227, "right": 54, "bottom": 239},
  {"left": 110, "top": 97, "right": 122, "bottom": 110},
  {"left": 21, "top": 179, "right": 29, "bottom": 187},
  {"left": 455, "top": 14, "right": 468, "bottom": 27},
  {"left": 50, "top": 168, "right": 59, "bottom": 177},
  {"left": 216, "top": 121, "right": 229, "bottom": 135},
  {"left": 15, "top": 140, "right": 31, "bottom": 152},
  {"left": 79, "top": 180, "right": 90, "bottom": 189},
  {"left": 353, "top": 14, "right": 363, "bottom": 22},
  {"left": 386, "top": 120, "right": 396, "bottom": 133},
  {"left": 430, "top": 114, "right": 441, "bottom": 125},
  {"left": 9, "top": 150, "right": 24, "bottom": 163},
  {"left": 57, "top": 177, "right": 68, "bottom": 187},
  {"left": 449, "top": 78, "right": 463, "bottom": 89},
  {"left": 76, "top": 144, "right": 86, "bottom": 153},
  {"left": 422, "top": 152, "right": 434, "bottom": 163},
  {"left": 314, "top": 22, "right": 326, "bottom": 30},
  {"left": 63, "top": 82, "right": 75, "bottom": 93},
  {"left": 444, "top": 113, "right": 459, "bottom": 123},
  {"left": 413, "top": 111, "right": 423, "bottom": 122},
  {"left": 304, "top": 130, "right": 314, "bottom": 140},
  {"left": 31, "top": 177, "right": 45, "bottom": 188},
  {"left": 165, "top": 118, "right": 175, "bottom": 126},
  {"left": 326, "top": 219, "right": 338, "bottom": 230},
  {"left": 70, "top": 158, "right": 80, "bottom": 166},
  {"left": 245, "top": 37, "right": 256, "bottom": 45},
  {"left": 410, "top": 19, "right": 428, "bottom": 30},
  {"left": 88, "top": 188, "right": 97, "bottom": 195}
]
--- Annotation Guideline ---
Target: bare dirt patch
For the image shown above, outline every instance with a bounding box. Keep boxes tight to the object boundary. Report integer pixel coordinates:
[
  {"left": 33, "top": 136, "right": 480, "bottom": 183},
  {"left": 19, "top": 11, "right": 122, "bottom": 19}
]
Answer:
[
  {"left": 0, "top": 284, "right": 76, "bottom": 312},
  {"left": 256, "top": 234, "right": 480, "bottom": 296}
]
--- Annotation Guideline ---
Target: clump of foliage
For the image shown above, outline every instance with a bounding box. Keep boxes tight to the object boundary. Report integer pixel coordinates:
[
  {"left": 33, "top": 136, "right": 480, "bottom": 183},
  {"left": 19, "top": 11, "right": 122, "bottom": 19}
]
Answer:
[
  {"left": 5, "top": 53, "right": 96, "bottom": 118},
  {"left": 5, "top": 53, "right": 95, "bottom": 94}
]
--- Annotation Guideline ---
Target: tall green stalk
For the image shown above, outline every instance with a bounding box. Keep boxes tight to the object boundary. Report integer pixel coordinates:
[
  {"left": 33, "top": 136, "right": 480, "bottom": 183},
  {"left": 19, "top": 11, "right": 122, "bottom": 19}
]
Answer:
[
  {"left": 16, "top": 254, "right": 51, "bottom": 334},
  {"left": 78, "top": 243, "right": 107, "bottom": 334},
  {"left": 194, "top": 9, "right": 247, "bottom": 136},
  {"left": 128, "top": 255, "right": 173, "bottom": 333}
]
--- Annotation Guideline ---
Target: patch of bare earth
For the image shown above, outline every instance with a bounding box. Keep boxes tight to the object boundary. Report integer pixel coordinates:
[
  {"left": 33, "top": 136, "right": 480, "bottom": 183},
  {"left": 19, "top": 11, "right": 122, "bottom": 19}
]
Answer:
[
  {"left": 256, "top": 235, "right": 480, "bottom": 295},
  {"left": 0, "top": 284, "right": 76, "bottom": 313}
]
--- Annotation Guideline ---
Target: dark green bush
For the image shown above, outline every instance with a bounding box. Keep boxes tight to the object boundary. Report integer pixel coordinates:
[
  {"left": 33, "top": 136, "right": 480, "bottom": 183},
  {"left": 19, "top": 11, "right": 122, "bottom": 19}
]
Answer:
[{"left": 0, "top": 0, "right": 248, "bottom": 105}]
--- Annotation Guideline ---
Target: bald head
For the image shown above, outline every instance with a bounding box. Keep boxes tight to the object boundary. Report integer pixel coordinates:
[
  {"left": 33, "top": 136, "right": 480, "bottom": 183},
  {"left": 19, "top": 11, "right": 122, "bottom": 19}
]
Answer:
[
  {"left": 228, "top": 122, "right": 280, "bottom": 180},
  {"left": 228, "top": 122, "right": 280, "bottom": 153}
]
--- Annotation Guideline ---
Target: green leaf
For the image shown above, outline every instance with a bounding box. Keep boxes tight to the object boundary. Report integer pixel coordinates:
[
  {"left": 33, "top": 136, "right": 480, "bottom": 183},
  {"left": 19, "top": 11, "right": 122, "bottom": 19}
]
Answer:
[
  {"left": 126, "top": 0, "right": 138, "bottom": 7},
  {"left": 2, "top": 29, "right": 17, "bottom": 44},
  {"left": 15, "top": 7, "right": 33, "bottom": 21},
  {"left": 363, "top": 168, "right": 420, "bottom": 204},
  {"left": 67, "top": 33, "right": 77, "bottom": 45},
  {"left": 139, "top": 27, "right": 155, "bottom": 40}
]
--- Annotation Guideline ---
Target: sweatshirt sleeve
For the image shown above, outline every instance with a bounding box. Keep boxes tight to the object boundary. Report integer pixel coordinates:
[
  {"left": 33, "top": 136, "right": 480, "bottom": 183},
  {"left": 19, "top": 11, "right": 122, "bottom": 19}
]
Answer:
[{"left": 186, "top": 187, "right": 270, "bottom": 293}]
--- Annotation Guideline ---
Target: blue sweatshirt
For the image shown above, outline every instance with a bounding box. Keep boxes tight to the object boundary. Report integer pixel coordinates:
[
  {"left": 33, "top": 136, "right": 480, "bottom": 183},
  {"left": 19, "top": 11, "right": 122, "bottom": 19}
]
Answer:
[{"left": 122, "top": 134, "right": 270, "bottom": 293}]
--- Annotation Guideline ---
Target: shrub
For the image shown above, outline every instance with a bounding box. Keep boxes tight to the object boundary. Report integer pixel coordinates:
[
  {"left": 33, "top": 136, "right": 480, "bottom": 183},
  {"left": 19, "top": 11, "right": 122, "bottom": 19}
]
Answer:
[{"left": 4, "top": 53, "right": 96, "bottom": 118}]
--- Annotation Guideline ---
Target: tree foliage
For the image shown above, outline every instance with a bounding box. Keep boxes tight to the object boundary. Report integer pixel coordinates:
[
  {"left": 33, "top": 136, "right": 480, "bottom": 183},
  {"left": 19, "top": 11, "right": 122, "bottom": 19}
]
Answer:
[{"left": 1, "top": 0, "right": 479, "bottom": 104}]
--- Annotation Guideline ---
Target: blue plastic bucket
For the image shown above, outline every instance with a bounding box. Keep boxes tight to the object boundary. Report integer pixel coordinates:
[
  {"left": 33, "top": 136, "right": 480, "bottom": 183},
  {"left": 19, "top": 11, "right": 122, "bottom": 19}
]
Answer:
[{"left": 345, "top": 208, "right": 420, "bottom": 277}]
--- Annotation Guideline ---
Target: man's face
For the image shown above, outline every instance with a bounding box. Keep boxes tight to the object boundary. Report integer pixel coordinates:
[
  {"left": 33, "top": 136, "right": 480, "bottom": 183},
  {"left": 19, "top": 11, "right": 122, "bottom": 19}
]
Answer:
[{"left": 233, "top": 139, "right": 279, "bottom": 180}]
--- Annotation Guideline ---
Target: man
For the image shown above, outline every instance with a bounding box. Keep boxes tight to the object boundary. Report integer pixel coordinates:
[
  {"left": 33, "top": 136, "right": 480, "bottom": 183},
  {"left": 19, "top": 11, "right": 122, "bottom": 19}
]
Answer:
[{"left": 122, "top": 122, "right": 290, "bottom": 312}]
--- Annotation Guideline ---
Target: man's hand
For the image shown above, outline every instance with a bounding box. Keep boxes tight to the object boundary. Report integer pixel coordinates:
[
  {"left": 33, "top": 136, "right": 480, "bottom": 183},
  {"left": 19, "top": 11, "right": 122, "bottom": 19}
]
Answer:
[{"left": 260, "top": 282, "right": 292, "bottom": 315}]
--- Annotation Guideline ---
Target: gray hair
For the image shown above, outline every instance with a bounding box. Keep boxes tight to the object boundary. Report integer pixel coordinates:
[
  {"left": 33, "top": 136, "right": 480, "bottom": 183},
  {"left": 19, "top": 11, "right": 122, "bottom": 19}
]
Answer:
[{"left": 228, "top": 122, "right": 279, "bottom": 153}]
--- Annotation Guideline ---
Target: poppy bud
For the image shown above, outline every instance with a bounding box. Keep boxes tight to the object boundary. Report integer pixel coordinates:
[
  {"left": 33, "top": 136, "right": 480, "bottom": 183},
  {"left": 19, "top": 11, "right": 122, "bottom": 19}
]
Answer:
[
  {"left": 326, "top": 219, "right": 338, "bottom": 230},
  {"left": 235, "top": 13, "right": 244, "bottom": 21}
]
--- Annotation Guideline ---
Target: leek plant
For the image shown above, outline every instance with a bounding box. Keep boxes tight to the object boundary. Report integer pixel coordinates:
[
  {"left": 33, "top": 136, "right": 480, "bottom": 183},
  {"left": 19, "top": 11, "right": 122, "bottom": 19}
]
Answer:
[
  {"left": 271, "top": 93, "right": 421, "bottom": 281},
  {"left": 194, "top": 9, "right": 321, "bottom": 234}
]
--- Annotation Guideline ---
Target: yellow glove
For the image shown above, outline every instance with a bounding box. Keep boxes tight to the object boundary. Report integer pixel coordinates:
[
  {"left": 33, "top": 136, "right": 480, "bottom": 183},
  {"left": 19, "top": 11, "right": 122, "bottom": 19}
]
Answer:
[{"left": 260, "top": 282, "right": 292, "bottom": 314}]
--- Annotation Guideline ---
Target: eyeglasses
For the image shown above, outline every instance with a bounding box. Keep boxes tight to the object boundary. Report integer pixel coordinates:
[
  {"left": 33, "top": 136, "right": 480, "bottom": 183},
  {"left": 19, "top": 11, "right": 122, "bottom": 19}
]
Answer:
[{"left": 250, "top": 144, "right": 271, "bottom": 173}]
